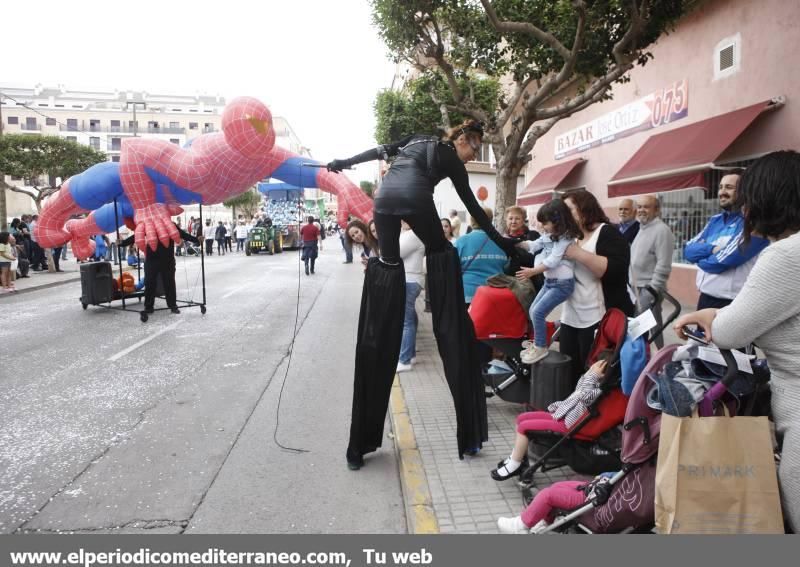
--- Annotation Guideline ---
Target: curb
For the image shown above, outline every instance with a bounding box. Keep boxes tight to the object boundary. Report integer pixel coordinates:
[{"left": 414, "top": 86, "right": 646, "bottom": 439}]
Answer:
[
  {"left": 389, "top": 375, "right": 439, "bottom": 534},
  {"left": 0, "top": 265, "right": 140, "bottom": 299},
  {"left": 0, "top": 275, "right": 81, "bottom": 298}
]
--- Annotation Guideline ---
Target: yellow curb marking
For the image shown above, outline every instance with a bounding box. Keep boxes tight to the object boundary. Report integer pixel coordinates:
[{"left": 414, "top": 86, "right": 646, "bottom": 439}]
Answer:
[{"left": 389, "top": 376, "right": 439, "bottom": 534}]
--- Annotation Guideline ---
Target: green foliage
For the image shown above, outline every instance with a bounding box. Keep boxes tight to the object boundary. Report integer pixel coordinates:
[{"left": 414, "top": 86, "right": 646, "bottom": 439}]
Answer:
[
  {"left": 370, "top": 0, "right": 686, "bottom": 219},
  {"left": 371, "top": 0, "right": 683, "bottom": 85},
  {"left": 0, "top": 134, "right": 107, "bottom": 186},
  {"left": 374, "top": 72, "right": 500, "bottom": 144},
  {"left": 359, "top": 181, "right": 376, "bottom": 198},
  {"left": 223, "top": 188, "right": 262, "bottom": 218}
]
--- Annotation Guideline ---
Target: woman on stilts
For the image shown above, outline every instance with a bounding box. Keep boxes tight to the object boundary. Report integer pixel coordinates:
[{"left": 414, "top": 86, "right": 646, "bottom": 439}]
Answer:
[{"left": 327, "top": 120, "right": 518, "bottom": 470}]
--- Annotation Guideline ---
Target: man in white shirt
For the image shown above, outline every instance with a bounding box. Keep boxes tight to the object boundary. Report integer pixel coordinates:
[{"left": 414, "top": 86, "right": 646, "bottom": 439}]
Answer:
[
  {"left": 203, "top": 219, "right": 216, "bottom": 255},
  {"left": 235, "top": 221, "right": 250, "bottom": 252}
]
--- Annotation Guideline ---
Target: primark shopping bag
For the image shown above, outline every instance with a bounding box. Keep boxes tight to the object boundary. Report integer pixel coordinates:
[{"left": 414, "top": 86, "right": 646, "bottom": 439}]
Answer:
[{"left": 655, "top": 411, "right": 783, "bottom": 534}]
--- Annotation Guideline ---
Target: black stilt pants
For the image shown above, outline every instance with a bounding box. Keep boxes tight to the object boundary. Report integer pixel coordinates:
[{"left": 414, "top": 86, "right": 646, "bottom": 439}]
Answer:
[{"left": 347, "top": 205, "right": 488, "bottom": 462}]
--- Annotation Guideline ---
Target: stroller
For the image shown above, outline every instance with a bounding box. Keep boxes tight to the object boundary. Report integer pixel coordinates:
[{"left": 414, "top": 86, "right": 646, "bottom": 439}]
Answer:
[
  {"left": 518, "top": 293, "right": 682, "bottom": 491},
  {"left": 470, "top": 284, "right": 562, "bottom": 404},
  {"left": 535, "top": 344, "right": 772, "bottom": 534}
]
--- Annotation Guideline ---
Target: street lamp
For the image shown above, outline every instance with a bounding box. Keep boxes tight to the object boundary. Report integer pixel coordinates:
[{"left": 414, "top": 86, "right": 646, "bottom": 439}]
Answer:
[{"left": 125, "top": 101, "right": 147, "bottom": 137}]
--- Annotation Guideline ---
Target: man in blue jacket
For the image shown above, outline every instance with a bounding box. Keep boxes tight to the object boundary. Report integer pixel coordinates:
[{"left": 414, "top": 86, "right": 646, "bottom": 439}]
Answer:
[{"left": 684, "top": 172, "right": 769, "bottom": 309}]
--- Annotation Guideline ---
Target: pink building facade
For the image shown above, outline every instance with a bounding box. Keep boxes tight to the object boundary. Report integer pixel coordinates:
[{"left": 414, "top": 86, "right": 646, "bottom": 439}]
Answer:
[{"left": 517, "top": 0, "right": 800, "bottom": 305}]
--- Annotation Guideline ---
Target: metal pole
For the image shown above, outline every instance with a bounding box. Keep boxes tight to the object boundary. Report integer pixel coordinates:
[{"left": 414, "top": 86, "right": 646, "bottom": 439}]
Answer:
[
  {"left": 125, "top": 101, "right": 146, "bottom": 137},
  {"left": 113, "top": 197, "right": 125, "bottom": 309},
  {"left": 199, "top": 203, "right": 207, "bottom": 306}
]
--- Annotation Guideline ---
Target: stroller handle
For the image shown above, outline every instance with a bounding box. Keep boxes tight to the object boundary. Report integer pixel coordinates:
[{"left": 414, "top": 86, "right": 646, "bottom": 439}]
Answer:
[
  {"left": 698, "top": 349, "right": 739, "bottom": 417},
  {"left": 645, "top": 289, "right": 682, "bottom": 344}
]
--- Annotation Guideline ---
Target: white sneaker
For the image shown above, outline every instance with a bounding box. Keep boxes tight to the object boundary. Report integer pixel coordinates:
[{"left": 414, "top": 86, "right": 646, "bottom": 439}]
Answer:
[
  {"left": 497, "top": 516, "right": 529, "bottom": 534},
  {"left": 521, "top": 346, "right": 549, "bottom": 365},
  {"left": 396, "top": 362, "right": 413, "bottom": 373},
  {"left": 521, "top": 340, "right": 534, "bottom": 350},
  {"left": 410, "top": 357, "right": 417, "bottom": 364}
]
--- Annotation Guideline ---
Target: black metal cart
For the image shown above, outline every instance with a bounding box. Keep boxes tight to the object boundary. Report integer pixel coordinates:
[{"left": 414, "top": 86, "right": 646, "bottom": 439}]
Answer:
[{"left": 79, "top": 200, "right": 208, "bottom": 323}]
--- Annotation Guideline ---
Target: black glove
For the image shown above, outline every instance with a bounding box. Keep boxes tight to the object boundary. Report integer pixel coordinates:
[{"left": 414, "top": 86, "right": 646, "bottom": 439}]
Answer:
[{"left": 326, "top": 159, "right": 349, "bottom": 173}]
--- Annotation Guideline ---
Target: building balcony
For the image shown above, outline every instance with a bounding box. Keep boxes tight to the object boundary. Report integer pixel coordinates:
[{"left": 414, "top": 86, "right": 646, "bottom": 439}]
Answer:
[{"left": 59, "top": 123, "right": 187, "bottom": 134}]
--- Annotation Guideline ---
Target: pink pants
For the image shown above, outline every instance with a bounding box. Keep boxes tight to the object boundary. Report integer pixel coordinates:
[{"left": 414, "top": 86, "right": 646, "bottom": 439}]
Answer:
[
  {"left": 515, "top": 411, "right": 569, "bottom": 435},
  {"left": 521, "top": 481, "right": 587, "bottom": 527}
]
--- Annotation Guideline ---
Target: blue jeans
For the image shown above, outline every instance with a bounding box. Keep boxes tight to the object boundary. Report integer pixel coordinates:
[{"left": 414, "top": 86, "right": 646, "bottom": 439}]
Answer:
[
  {"left": 529, "top": 278, "right": 575, "bottom": 347},
  {"left": 399, "top": 281, "right": 422, "bottom": 364}
]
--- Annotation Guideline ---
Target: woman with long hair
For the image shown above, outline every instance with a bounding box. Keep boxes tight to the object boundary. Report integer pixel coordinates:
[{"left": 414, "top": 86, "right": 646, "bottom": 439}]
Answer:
[
  {"left": 328, "top": 120, "right": 516, "bottom": 469},
  {"left": 559, "top": 189, "right": 634, "bottom": 383}
]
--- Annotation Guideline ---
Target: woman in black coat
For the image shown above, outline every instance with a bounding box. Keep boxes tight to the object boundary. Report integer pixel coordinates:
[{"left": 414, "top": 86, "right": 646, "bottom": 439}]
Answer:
[{"left": 328, "top": 120, "right": 516, "bottom": 469}]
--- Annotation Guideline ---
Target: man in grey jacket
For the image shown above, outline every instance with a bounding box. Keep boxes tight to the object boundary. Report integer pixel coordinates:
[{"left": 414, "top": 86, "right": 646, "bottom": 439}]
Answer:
[{"left": 630, "top": 195, "right": 675, "bottom": 347}]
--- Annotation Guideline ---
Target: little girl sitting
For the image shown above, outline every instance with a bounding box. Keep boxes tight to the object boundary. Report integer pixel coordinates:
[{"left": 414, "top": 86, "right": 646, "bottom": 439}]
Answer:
[
  {"left": 489, "top": 354, "right": 609, "bottom": 481},
  {"left": 515, "top": 199, "right": 582, "bottom": 364},
  {"left": 497, "top": 472, "right": 616, "bottom": 534}
]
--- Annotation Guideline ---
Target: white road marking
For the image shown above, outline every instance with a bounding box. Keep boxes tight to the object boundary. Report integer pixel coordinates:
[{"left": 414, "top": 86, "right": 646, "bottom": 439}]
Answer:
[
  {"left": 108, "top": 320, "right": 182, "bottom": 361},
  {"left": 222, "top": 284, "right": 250, "bottom": 299}
]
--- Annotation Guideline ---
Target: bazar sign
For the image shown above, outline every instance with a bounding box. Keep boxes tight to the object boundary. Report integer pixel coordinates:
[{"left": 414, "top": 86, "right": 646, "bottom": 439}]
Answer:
[{"left": 554, "top": 79, "right": 689, "bottom": 159}]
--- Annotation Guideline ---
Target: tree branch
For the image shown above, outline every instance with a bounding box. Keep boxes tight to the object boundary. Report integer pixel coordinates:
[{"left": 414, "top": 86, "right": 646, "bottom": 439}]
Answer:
[
  {"left": 479, "top": 0, "right": 570, "bottom": 60},
  {"left": 0, "top": 180, "right": 39, "bottom": 201},
  {"left": 524, "top": 1, "right": 588, "bottom": 113},
  {"left": 430, "top": 92, "right": 452, "bottom": 130},
  {"left": 497, "top": 76, "right": 535, "bottom": 130}
]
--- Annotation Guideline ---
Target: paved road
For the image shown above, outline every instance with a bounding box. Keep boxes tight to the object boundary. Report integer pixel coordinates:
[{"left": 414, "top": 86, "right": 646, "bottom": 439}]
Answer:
[{"left": 0, "top": 247, "right": 405, "bottom": 534}]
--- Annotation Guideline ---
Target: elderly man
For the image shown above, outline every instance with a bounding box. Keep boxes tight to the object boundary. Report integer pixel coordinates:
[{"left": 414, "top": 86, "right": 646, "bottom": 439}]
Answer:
[
  {"left": 617, "top": 198, "right": 640, "bottom": 244},
  {"left": 630, "top": 195, "right": 675, "bottom": 348},
  {"left": 684, "top": 172, "right": 769, "bottom": 309}
]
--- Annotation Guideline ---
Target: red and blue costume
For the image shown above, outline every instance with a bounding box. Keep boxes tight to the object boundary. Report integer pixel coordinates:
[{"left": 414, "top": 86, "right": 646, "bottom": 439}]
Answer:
[{"left": 35, "top": 97, "right": 372, "bottom": 258}]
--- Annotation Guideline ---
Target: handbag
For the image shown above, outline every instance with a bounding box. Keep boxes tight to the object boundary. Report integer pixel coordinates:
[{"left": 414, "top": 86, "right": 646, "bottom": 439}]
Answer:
[{"left": 655, "top": 408, "right": 783, "bottom": 533}]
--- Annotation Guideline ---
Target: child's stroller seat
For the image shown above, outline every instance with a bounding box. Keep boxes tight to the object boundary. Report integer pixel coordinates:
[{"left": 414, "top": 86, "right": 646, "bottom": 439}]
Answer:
[
  {"left": 520, "top": 308, "right": 629, "bottom": 487},
  {"left": 470, "top": 285, "right": 561, "bottom": 404}
]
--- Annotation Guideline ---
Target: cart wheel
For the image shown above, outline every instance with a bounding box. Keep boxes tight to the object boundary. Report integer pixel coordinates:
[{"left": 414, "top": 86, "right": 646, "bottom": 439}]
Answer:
[
  {"left": 200, "top": 305, "right": 207, "bottom": 315},
  {"left": 81, "top": 302, "right": 88, "bottom": 310},
  {"left": 140, "top": 312, "right": 149, "bottom": 323},
  {"left": 245, "top": 246, "right": 252, "bottom": 256}
]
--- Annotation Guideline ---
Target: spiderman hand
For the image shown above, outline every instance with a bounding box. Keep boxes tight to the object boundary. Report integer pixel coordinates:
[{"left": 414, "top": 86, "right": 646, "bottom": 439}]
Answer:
[{"left": 133, "top": 203, "right": 181, "bottom": 252}]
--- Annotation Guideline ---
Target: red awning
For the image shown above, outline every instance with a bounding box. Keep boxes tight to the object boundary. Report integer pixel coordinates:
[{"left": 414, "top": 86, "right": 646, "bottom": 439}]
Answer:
[
  {"left": 608, "top": 99, "right": 781, "bottom": 197},
  {"left": 518, "top": 157, "right": 586, "bottom": 206}
]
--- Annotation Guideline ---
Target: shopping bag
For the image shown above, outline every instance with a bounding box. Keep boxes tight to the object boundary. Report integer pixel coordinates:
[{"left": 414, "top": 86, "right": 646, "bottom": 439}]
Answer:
[{"left": 655, "top": 411, "right": 783, "bottom": 534}]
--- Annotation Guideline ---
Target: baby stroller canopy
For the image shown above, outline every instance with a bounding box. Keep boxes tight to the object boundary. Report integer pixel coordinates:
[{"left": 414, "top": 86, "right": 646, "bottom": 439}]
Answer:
[{"left": 469, "top": 286, "right": 529, "bottom": 340}]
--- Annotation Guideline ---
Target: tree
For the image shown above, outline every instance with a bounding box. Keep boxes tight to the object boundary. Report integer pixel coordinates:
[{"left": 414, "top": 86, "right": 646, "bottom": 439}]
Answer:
[
  {"left": 0, "top": 134, "right": 107, "bottom": 212},
  {"left": 371, "top": 0, "right": 685, "bottom": 229},
  {"left": 223, "top": 188, "right": 262, "bottom": 219},
  {"left": 375, "top": 72, "right": 500, "bottom": 143},
  {"left": 359, "top": 180, "right": 376, "bottom": 198}
]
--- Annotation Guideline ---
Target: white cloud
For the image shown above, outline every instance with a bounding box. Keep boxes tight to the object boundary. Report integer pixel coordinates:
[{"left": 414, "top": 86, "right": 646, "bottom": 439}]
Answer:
[{"left": 2, "top": 0, "right": 396, "bottom": 184}]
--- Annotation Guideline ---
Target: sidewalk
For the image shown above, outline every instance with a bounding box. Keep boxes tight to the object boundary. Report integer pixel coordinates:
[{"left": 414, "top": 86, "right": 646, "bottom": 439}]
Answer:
[
  {"left": 390, "top": 301, "right": 687, "bottom": 534},
  {"left": 1, "top": 259, "right": 138, "bottom": 298}
]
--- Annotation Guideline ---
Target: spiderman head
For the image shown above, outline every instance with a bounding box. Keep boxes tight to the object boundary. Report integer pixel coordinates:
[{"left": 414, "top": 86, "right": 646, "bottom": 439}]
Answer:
[{"left": 222, "top": 97, "right": 276, "bottom": 159}]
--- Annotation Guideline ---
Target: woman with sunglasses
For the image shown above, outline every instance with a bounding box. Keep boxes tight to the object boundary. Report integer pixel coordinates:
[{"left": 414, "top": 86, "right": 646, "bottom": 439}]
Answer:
[{"left": 328, "top": 120, "right": 518, "bottom": 470}]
